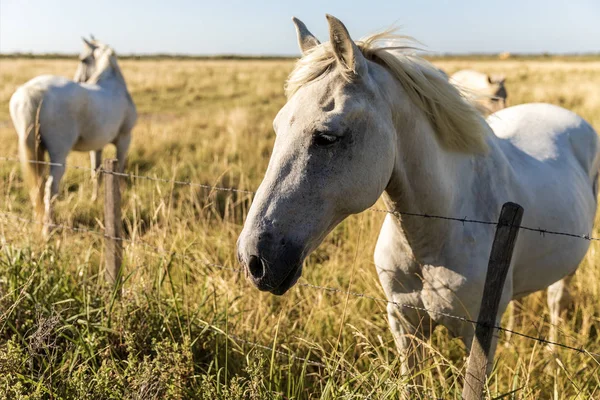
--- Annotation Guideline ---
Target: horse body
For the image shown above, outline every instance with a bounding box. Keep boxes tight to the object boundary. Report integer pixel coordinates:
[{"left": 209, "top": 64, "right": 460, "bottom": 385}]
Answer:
[
  {"left": 376, "top": 102, "right": 598, "bottom": 344},
  {"left": 9, "top": 40, "right": 135, "bottom": 234},
  {"left": 13, "top": 75, "right": 133, "bottom": 152},
  {"left": 490, "top": 104, "right": 598, "bottom": 297},
  {"left": 238, "top": 15, "right": 599, "bottom": 377}
]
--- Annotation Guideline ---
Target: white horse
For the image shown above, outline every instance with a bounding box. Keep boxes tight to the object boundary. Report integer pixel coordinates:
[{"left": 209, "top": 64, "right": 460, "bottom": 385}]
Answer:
[
  {"left": 451, "top": 69, "right": 507, "bottom": 113},
  {"left": 237, "top": 15, "right": 599, "bottom": 379},
  {"left": 449, "top": 68, "right": 574, "bottom": 346},
  {"left": 9, "top": 38, "right": 136, "bottom": 235}
]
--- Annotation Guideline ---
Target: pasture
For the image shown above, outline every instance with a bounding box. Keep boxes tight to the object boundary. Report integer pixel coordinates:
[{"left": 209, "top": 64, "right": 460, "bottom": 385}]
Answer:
[{"left": 0, "top": 56, "right": 599, "bottom": 399}]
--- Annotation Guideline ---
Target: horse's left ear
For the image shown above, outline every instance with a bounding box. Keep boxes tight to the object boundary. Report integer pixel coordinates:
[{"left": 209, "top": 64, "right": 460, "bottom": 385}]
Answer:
[
  {"left": 326, "top": 14, "right": 367, "bottom": 76},
  {"left": 292, "top": 17, "right": 320, "bottom": 55}
]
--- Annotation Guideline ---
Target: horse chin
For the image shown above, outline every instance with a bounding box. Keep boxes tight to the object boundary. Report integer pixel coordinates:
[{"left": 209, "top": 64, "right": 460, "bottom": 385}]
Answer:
[{"left": 269, "top": 264, "right": 303, "bottom": 296}]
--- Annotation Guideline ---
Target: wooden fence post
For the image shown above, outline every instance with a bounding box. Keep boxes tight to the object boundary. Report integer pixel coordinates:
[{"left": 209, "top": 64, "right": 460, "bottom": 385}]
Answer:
[
  {"left": 462, "top": 202, "right": 524, "bottom": 400},
  {"left": 103, "top": 159, "right": 122, "bottom": 288}
]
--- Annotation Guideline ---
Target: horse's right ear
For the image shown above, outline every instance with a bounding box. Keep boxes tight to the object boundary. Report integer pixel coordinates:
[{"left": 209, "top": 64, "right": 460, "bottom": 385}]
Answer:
[
  {"left": 292, "top": 17, "right": 320, "bottom": 55},
  {"left": 487, "top": 74, "right": 506, "bottom": 85},
  {"left": 325, "top": 14, "right": 367, "bottom": 77},
  {"left": 493, "top": 74, "right": 506, "bottom": 85},
  {"left": 82, "top": 37, "right": 96, "bottom": 50}
]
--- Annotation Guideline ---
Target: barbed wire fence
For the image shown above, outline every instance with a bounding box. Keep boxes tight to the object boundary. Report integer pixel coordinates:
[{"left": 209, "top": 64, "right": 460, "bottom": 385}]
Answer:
[
  {"left": 2, "top": 208, "right": 597, "bottom": 360},
  {"left": 1, "top": 155, "right": 599, "bottom": 378},
  {"left": 4, "top": 156, "right": 599, "bottom": 241}
]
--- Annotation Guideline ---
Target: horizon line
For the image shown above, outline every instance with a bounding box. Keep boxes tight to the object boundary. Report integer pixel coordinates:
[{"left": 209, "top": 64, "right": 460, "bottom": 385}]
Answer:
[{"left": 1, "top": 50, "right": 600, "bottom": 59}]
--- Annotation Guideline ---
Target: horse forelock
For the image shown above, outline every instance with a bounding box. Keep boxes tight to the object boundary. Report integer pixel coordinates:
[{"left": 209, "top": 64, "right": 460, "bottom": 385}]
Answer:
[{"left": 285, "top": 30, "right": 490, "bottom": 154}]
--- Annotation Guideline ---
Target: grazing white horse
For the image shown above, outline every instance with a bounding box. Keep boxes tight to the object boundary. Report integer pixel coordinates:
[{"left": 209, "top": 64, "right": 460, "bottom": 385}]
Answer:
[
  {"left": 237, "top": 15, "right": 599, "bottom": 378},
  {"left": 9, "top": 38, "right": 136, "bottom": 235},
  {"left": 451, "top": 69, "right": 507, "bottom": 113}
]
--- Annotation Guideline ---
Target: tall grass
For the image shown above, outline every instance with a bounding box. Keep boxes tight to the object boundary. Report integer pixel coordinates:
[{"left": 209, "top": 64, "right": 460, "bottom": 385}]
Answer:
[{"left": 0, "top": 57, "right": 599, "bottom": 399}]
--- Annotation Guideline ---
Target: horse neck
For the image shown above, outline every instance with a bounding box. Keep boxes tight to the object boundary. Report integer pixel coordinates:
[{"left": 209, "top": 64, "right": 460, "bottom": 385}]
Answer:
[
  {"left": 92, "top": 59, "right": 126, "bottom": 90},
  {"left": 93, "top": 62, "right": 134, "bottom": 106},
  {"left": 383, "top": 91, "right": 479, "bottom": 258}
]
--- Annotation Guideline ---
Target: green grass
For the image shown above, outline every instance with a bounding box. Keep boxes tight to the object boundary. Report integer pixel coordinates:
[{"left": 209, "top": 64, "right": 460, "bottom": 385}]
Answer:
[{"left": 0, "top": 57, "right": 599, "bottom": 399}]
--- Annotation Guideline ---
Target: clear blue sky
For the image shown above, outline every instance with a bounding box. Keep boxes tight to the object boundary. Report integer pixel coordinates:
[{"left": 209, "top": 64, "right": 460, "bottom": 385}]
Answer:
[{"left": 1, "top": 0, "right": 599, "bottom": 55}]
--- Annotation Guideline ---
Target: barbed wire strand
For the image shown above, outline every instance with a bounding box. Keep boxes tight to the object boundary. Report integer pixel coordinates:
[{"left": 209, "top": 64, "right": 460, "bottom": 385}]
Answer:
[
  {"left": 0, "top": 211, "right": 242, "bottom": 274},
  {"left": 296, "top": 282, "right": 600, "bottom": 359},
  {"left": 3, "top": 156, "right": 599, "bottom": 241},
  {"left": 2, "top": 208, "right": 598, "bottom": 361},
  {"left": 0, "top": 156, "right": 254, "bottom": 194},
  {"left": 0, "top": 211, "right": 110, "bottom": 240},
  {"left": 0, "top": 219, "right": 327, "bottom": 370},
  {"left": 3, "top": 156, "right": 600, "bottom": 358},
  {"left": 0, "top": 237, "right": 327, "bottom": 374},
  {"left": 370, "top": 209, "right": 600, "bottom": 242}
]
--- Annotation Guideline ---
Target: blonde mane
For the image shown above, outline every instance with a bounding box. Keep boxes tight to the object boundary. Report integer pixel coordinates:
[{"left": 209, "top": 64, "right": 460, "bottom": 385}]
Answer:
[
  {"left": 285, "top": 31, "right": 489, "bottom": 154},
  {"left": 88, "top": 45, "right": 127, "bottom": 88},
  {"left": 86, "top": 44, "right": 133, "bottom": 104}
]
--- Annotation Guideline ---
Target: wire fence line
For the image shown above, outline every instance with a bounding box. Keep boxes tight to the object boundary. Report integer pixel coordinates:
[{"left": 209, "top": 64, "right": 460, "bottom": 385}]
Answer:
[
  {"left": 1, "top": 209, "right": 599, "bottom": 361},
  {"left": 0, "top": 211, "right": 111, "bottom": 240},
  {"left": 0, "top": 156, "right": 254, "bottom": 194},
  {"left": 0, "top": 211, "right": 242, "bottom": 274},
  {"left": 2, "top": 155, "right": 600, "bottom": 242},
  {"left": 297, "top": 282, "right": 600, "bottom": 359},
  {"left": 0, "top": 217, "right": 348, "bottom": 374},
  {"left": 369, "top": 209, "right": 600, "bottom": 242},
  {"left": 2, "top": 156, "right": 600, "bottom": 360},
  {"left": 0, "top": 238, "right": 327, "bottom": 372}
]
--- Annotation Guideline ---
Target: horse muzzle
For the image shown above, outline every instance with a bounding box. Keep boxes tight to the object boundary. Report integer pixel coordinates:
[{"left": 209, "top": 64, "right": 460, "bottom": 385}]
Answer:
[{"left": 237, "top": 231, "right": 304, "bottom": 295}]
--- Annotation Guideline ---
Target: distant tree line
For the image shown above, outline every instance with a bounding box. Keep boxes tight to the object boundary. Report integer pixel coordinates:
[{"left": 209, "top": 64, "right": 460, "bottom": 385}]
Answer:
[{"left": 1, "top": 52, "right": 599, "bottom": 61}]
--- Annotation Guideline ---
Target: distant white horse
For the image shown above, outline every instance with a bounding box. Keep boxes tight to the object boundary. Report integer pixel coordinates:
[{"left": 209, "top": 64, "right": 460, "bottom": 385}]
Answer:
[
  {"left": 451, "top": 69, "right": 507, "bottom": 113},
  {"left": 237, "top": 15, "right": 599, "bottom": 378},
  {"left": 10, "top": 38, "right": 136, "bottom": 235}
]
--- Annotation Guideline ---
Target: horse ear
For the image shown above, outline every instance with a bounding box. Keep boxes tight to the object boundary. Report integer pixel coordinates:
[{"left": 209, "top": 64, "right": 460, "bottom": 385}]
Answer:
[
  {"left": 488, "top": 74, "right": 506, "bottom": 85},
  {"left": 325, "top": 14, "right": 366, "bottom": 76},
  {"left": 292, "top": 17, "right": 320, "bottom": 55},
  {"left": 82, "top": 37, "right": 96, "bottom": 50}
]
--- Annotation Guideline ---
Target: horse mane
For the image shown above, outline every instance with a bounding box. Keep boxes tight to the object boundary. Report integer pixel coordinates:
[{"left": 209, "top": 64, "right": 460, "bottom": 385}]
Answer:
[
  {"left": 87, "top": 44, "right": 128, "bottom": 89},
  {"left": 285, "top": 31, "right": 489, "bottom": 154}
]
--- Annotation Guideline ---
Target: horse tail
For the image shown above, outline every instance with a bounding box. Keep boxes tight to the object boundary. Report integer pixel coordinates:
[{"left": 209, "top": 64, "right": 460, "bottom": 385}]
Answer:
[{"left": 10, "top": 88, "right": 46, "bottom": 221}]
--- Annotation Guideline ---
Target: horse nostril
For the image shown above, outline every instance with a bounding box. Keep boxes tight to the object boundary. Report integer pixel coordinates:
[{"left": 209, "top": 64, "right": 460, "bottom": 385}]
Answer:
[{"left": 247, "top": 255, "right": 265, "bottom": 280}]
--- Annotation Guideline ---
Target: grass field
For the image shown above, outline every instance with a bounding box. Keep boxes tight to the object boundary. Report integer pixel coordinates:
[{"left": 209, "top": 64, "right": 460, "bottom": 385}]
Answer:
[{"left": 0, "top": 56, "right": 599, "bottom": 399}]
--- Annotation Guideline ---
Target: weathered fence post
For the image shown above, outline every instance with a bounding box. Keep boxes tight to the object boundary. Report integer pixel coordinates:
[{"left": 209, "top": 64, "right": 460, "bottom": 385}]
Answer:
[
  {"left": 103, "top": 159, "right": 122, "bottom": 288},
  {"left": 462, "top": 202, "right": 524, "bottom": 400}
]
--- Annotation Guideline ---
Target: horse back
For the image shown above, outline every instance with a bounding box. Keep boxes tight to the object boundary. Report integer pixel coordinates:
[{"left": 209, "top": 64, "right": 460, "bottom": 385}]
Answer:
[
  {"left": 9, "top": 75, "right": 73, "bottom": 139},
  {"left": 485, "top": 103, "right": 599, "bottom": 295},
  {"left": 11, "top": 74, "right": 135, "bottom": 153},
  {"left": 488, "top": 103, "right": 600, "bottom": 183}
]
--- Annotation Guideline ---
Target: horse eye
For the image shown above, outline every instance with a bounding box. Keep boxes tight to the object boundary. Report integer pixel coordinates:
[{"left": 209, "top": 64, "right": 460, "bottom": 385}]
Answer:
[{"left": 313, "top": 132, "right": 339, "bottom": 147}]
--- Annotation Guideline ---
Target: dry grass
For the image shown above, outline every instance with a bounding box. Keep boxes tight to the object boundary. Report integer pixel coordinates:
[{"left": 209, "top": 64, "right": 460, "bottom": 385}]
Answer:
[{"left": 0, "top": 57, "right": 599, "bottom": 399}]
